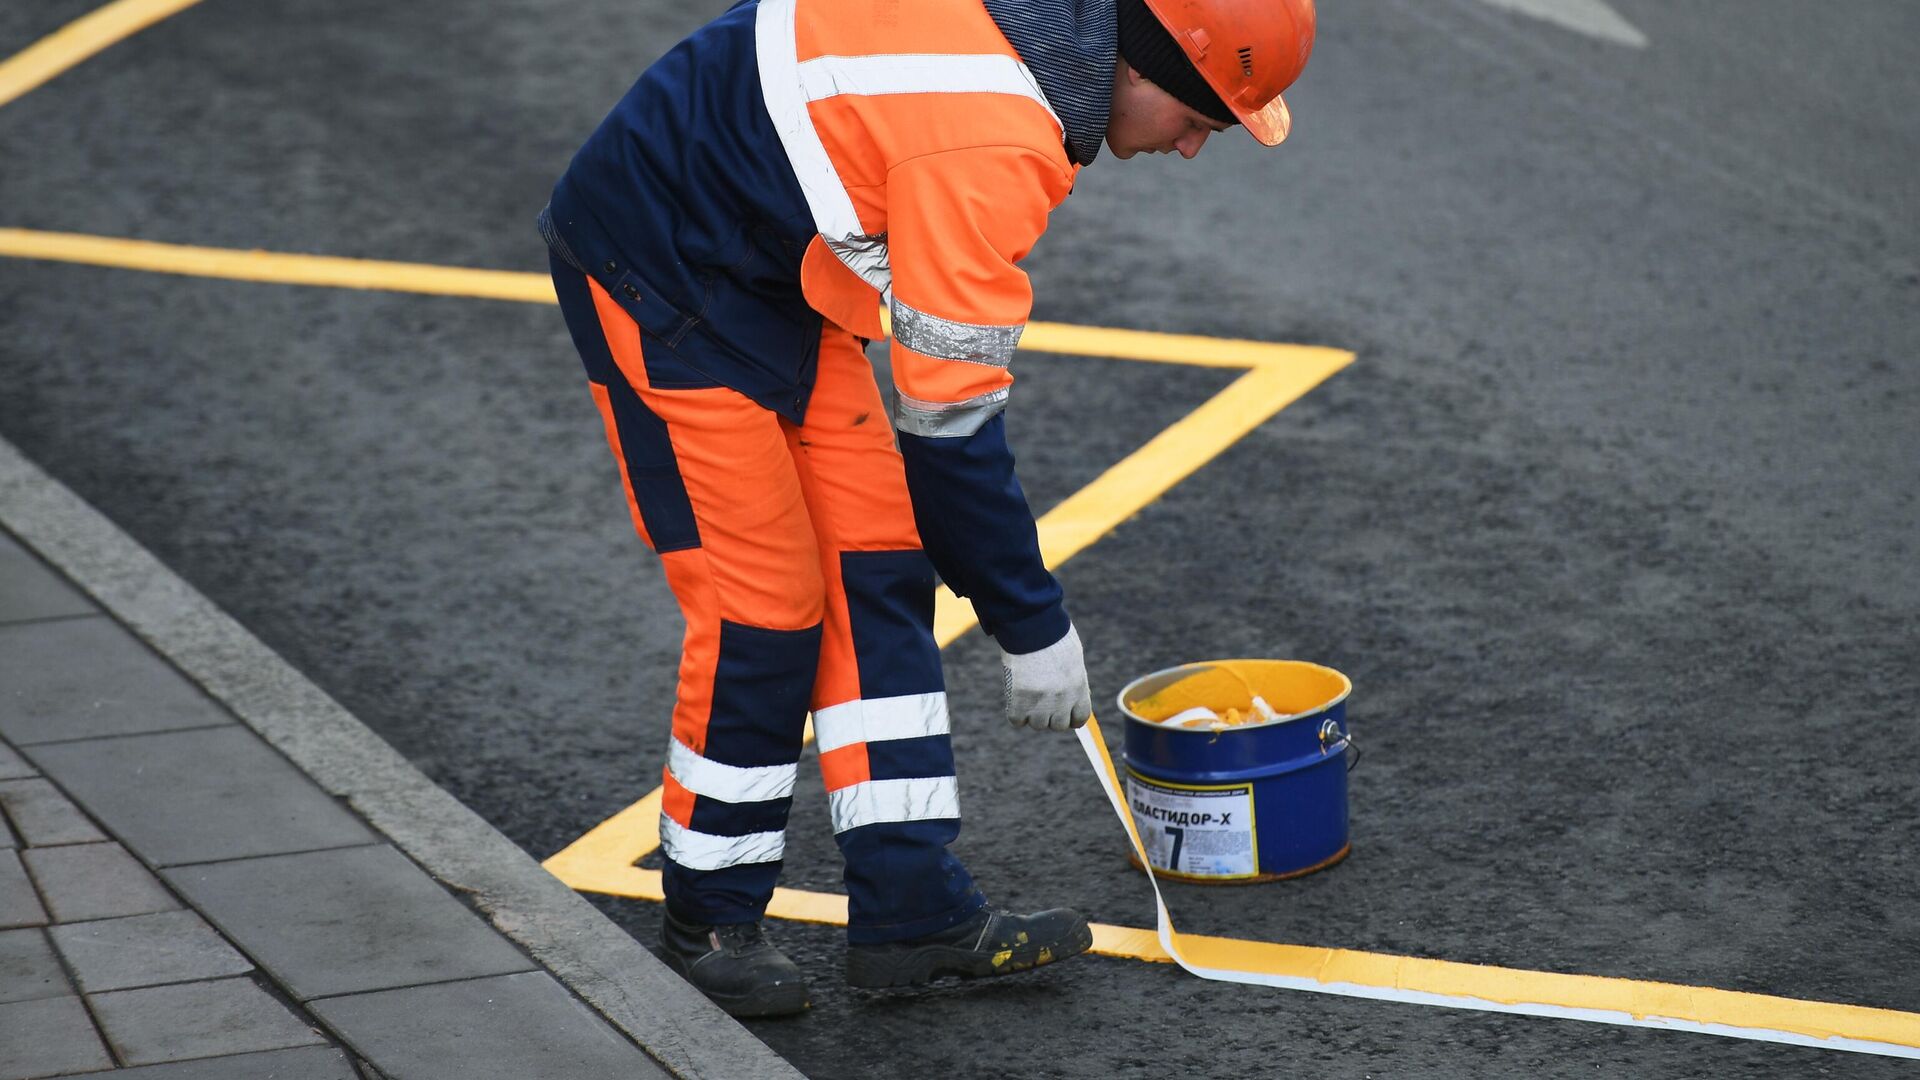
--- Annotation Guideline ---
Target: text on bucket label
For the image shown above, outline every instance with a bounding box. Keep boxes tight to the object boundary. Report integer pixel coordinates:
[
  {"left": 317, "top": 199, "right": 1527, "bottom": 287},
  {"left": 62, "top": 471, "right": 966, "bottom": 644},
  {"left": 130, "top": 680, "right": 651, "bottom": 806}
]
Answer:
[{"left": 1125, "top": 771, "right": 1258, "bottom": 877}]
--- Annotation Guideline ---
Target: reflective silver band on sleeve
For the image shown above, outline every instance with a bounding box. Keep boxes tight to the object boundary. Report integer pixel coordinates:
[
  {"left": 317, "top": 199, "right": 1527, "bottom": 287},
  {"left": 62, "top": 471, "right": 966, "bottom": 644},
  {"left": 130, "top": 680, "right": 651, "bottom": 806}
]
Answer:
[
  {"left": 892, "top": 387, "right": 1011, "bottom": 438},
  {"left": 890, "top": 299, "right": 1023, "bottom": 365}
]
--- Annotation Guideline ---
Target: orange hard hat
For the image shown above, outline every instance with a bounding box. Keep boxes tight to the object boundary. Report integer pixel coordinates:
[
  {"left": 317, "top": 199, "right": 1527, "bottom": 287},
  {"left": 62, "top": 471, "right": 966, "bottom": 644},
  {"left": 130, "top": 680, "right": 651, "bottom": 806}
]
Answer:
[{"left": 1138, "top": 0, "right": 1316, "bottom": 145}]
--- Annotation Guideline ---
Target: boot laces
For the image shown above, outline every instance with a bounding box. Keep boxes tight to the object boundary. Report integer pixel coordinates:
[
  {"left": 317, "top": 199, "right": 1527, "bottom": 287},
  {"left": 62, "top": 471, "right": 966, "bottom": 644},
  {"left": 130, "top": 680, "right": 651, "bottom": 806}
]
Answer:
[{"left": 710, "top": 922, "right": 769, "bottom": 954}]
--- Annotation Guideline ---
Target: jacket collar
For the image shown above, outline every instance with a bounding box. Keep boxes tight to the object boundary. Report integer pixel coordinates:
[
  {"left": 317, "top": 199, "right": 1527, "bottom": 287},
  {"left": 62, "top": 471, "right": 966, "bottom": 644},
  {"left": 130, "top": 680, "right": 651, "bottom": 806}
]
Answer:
[{"left": 983, "top": 0, "right": 1117, "bottom": 167}]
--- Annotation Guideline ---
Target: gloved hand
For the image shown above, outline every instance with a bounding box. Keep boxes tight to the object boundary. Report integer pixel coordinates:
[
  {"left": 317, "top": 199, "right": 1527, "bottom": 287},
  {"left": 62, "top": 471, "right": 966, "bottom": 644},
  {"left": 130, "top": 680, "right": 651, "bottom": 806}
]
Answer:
[{"left": 1000, "top": 623, "right": 1092, "bottom": 732}]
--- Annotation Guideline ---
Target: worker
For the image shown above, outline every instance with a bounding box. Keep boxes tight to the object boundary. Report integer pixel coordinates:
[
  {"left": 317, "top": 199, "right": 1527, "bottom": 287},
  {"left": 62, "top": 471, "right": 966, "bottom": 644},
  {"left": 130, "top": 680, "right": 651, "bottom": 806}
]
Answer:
[{"left": 540, "top": 0, "right": 1315, "bottom": 1017}]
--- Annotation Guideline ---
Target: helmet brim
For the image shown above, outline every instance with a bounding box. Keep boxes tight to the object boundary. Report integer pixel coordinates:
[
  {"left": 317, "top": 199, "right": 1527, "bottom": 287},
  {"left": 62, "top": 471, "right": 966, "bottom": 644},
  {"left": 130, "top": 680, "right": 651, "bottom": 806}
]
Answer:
[{"left": 1235, "top": 93, "right": 1292, "bottom": 146}]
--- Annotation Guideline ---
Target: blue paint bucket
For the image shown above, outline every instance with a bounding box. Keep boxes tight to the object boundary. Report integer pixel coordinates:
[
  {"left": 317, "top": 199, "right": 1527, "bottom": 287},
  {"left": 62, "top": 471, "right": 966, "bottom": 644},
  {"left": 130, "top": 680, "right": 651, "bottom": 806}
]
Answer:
[{"left": 1117, "top": 660, "right": 1356, "bottom": 883}]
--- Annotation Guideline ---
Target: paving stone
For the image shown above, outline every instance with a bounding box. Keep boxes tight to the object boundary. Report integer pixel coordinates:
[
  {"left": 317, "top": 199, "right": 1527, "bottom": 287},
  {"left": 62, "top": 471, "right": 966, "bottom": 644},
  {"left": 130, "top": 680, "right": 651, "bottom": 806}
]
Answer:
[
  {"left": 0, "top": 816, "right": 14, "bottom": 851},
  {"left": 166, "top": 845, "right": 533, "bottom": 1000},
  {"left": 311, "top": 971, "right": 667, "bottom": 1080},
  {"left": 26, "top": 728, "right": 374, "bottom": 867},
  {"left": 90, "top": 976, "right": 328, "bottom": 1067},
  {"left": 20, "top": 843, "right": 179, "bottom": 923},
  {"left": 83, "top": 1045, "right": 359, "bottom": 1079},
  {"left": 0, "top": 852, "right": 48, "bottom": 930},
  {"left": 0, "top": 929, "right": 68, "bottom": 1005},
  {"left": 0, "top": 617, "right": 232, "bottom": 745},
  {"left": 51, "top": 909, "right": 253, "bottom": 993},
  {"left": 0, "top": 778, "right": 106, "bottom": 846},
  {"left": 0, "top": 533, "right": 95, "bottom": 624},
  {"left": 0, "top": 742, "right": 34, "bottom": 781},
  {"left": 0, "top": 995, "right": 114, "bottom": 1078}
]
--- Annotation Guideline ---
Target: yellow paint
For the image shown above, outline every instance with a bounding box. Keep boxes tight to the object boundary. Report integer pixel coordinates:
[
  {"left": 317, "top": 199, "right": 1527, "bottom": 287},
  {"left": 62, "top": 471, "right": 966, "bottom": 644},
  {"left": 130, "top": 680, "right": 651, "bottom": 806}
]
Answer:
[
  {"left": 0, "top": 0, "right": 205, "bottom": 109},
  {"left": 991, "top": 949, "right": 1013, "bottom": 969},
  {"left": 0, "top": 229, "right": 559, "bottom": 304}
]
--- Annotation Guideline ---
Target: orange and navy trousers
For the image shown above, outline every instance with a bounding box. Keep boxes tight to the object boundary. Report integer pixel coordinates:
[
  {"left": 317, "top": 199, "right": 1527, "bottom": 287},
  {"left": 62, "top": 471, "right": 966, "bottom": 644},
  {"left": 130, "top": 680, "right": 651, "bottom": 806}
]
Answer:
[{"left": 550, "top": 253, "right": 985, "bottom": 944}]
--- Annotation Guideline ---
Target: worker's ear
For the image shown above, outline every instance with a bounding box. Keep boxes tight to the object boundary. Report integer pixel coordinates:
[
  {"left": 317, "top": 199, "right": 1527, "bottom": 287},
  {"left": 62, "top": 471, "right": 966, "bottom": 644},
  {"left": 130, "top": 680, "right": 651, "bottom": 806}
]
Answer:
[{"left": 1121, "top": 62, "right": 1149, "bottom": 88}]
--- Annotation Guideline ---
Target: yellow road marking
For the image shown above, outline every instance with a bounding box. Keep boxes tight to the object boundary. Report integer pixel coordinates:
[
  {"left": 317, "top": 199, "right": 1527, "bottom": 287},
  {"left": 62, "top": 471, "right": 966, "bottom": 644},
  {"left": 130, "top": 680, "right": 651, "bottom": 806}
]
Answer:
[
  {"left": 0, "top": 0, "right": 206, "bottom": 109},
  {"left": 535, "top": 844, "right": 1920, "bottom": 1053},
  {"left": 0, "top": 229, "right": 558, "bottom": 304}
]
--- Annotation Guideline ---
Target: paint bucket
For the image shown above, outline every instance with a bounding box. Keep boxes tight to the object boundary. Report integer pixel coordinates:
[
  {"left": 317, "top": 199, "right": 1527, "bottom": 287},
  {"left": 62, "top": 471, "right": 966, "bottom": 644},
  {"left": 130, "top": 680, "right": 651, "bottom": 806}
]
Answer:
[{"left": 1117, "top": 659, "right": 1356, "bottom": 884}]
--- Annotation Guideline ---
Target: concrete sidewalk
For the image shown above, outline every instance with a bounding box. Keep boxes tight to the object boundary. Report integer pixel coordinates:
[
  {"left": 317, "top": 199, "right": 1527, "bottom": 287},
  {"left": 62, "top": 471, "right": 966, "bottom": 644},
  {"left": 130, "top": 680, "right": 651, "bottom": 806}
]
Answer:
[{"left": 0, "top": 441, "right": 800, "bottom": 1079}]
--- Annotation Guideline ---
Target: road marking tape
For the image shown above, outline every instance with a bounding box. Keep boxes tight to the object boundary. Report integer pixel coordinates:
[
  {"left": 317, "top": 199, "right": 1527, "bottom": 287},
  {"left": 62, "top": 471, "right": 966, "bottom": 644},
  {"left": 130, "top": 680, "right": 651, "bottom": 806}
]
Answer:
[{"left": 1072, "top": 717, "right": 1920, "bottom": 1059}]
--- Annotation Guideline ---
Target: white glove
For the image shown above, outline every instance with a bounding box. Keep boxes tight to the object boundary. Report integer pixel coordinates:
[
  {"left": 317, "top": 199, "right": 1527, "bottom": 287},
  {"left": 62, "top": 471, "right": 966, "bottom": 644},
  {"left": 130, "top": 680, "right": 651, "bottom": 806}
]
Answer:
[{"left": 1000, "top": 623, "right": 1093, "bottom": 732}]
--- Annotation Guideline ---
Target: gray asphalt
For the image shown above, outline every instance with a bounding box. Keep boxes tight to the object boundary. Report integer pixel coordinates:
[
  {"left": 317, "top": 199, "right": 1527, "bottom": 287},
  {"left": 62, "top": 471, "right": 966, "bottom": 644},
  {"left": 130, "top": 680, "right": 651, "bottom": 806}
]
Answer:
[{"left": 3, "top": 0, "right": 1916, "bottom": 1076}]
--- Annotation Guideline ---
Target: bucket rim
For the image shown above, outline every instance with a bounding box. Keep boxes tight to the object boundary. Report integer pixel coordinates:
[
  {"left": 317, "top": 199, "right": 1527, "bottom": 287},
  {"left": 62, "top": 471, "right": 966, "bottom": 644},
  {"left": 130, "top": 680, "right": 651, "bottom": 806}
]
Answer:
[{"left": 1116, "top": 658, "right": 1352, "bottom": 733}]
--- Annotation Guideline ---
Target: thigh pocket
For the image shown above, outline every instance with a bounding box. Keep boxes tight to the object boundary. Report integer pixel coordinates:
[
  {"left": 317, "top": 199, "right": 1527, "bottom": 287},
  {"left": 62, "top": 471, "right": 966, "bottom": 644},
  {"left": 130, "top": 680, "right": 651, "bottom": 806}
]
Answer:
[{"left": 589, "top": 379, "right": 702, "bottom": 553}]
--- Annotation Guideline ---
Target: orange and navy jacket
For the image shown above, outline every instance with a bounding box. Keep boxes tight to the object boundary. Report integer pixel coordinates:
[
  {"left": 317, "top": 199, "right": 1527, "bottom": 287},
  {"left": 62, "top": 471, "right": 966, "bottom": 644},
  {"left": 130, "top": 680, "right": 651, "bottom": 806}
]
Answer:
[{"left": 541, "top": 0, "right": 1116, "bottom": 653}]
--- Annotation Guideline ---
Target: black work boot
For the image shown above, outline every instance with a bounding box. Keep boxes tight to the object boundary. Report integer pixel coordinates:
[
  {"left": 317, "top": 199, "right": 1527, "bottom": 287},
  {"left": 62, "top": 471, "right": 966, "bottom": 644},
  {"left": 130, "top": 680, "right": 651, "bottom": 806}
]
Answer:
[
  {"left": 658, "top": 912, "right": 810, "bottom": 1017},
  {"left": 845, "top": 904, "right": 1093, "bottom": 989}
]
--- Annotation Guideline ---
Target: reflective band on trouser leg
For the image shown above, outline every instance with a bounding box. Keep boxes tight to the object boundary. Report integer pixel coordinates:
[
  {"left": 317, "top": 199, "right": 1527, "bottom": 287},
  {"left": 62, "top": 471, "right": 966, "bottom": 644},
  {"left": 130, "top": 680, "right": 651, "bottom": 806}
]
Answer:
[
  {"left": 814, "top": 692, "right": 948, "bottom": 752},
  {"left": 827, "top": 776, "right": 960, "bottom": 832},
  {"left": 668, "top": 739, "right": 798, "bottom": 804},
  {"left": 786, "top": 328, "right": 985, "bottom": 943},
  {"left": 659, "top": 817, "right": 786, "bottom": 872}
]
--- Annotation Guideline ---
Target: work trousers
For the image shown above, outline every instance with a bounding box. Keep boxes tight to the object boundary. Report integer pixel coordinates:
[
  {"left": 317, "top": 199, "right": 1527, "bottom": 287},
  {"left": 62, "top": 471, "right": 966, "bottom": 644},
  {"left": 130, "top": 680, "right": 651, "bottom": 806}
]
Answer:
[{"left": 551, "top": 255, "right": 985, "bottom": 944}]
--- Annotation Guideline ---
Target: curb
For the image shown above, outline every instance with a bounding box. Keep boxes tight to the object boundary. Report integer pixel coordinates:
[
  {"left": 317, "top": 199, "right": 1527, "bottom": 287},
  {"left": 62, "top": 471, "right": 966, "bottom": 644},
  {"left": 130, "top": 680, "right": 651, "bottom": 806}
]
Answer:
[{"left": 0, "top": 433, "right": 804, "bottom": 1080}]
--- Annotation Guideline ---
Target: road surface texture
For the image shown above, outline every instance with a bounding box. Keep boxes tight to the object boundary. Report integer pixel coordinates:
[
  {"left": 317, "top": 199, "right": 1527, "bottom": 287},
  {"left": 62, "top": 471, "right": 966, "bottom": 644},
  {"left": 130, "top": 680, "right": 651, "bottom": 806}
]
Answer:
[{"left": 2, "top": 0, "right": 1915, "bottom": 1075}]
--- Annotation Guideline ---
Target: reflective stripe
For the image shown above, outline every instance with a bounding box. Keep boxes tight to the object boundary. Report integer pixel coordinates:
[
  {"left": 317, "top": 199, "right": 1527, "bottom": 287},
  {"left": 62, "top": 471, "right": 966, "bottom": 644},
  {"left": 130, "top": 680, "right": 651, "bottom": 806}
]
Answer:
[
  {"left": 659, "top": 816, "right": 786, "bottom": 871},
  {"left": 892, "top": 387, "right": 1010, "bottom": 438},
  {"left": 890, "top": 299, "right": 1022, "bottom": 365},
  {"left": 795, "top": 53, "right": 1062, "bottom": 128},
  {"left": 756, "top": 0, "right": 1062, "bottom": 297},
  {"left": 756, "top": 0, "right": 866, "bottom": 256},
  {"left": 813, "top": 693, "right": 951, "bottom": 754},
  {"left": 667, "top": 739, "right": 797, "bottom": 804},
  {"left": 828, "top": 775, "right": 961, "bottom": 833},
  {"left": 824, "top": 233, "right": 892, "bottom": 301}
]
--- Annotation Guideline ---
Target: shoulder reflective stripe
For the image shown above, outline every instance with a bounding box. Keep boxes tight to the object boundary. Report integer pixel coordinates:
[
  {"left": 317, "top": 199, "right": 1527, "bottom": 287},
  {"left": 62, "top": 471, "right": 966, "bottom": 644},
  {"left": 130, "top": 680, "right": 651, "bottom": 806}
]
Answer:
[
  {"left": 813, "top": 693, "right": 951, "bottom": 754},
  {"left": 756, "top": 0, "right": 864, "bottom": 246},
  {"left": 667, "top": 739, "right": 798, "bottom": 804},
  {"left": 891, "top": 299, "right": 1022, "bottom": 365},
  {"left": 659, "top": 817, "right": 786, "bottom": 871},
  {"left": 827, "top": 775, "right": 961, "bottom": 833},
  {"left": 892, "top": 387, "right": 1010, "bottom": 438},
  {"left": 794, "top": 53, "right": 1063, "bottom": 129}
]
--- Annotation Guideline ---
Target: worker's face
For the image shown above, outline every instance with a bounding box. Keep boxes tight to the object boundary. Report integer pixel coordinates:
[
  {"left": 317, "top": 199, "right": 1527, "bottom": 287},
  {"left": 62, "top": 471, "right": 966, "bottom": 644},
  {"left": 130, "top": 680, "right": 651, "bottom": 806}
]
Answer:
[{"left": 1105, "top": 61, "right": 1232, "bottom": 160}]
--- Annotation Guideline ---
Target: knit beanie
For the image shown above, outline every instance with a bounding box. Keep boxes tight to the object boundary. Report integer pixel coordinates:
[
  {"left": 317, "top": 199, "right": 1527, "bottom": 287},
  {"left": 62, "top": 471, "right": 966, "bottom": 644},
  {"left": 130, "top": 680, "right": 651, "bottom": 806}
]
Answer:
[{"left": 1115, "top": 0, "right": 1234, "bottom": 125}]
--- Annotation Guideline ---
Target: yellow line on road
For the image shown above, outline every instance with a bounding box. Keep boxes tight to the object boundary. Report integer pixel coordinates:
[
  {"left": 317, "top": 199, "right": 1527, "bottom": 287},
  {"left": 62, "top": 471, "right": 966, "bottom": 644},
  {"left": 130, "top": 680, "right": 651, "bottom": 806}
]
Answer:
[
  {"left": 542, "top": 836, "right": 1920, "bottom": 1053},
  {"left": 0, "top": 228, "right": 558, "bottom": 304},
  {"left": 0, "top": 0, "right": 206, "bottom": 109}
]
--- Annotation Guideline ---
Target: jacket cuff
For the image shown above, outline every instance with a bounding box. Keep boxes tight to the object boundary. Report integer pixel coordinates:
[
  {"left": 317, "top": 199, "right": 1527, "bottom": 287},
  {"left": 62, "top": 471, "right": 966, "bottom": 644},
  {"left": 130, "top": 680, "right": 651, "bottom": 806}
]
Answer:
[{"left": 988, "top": 600, "right": 1072, "bottom": 656}]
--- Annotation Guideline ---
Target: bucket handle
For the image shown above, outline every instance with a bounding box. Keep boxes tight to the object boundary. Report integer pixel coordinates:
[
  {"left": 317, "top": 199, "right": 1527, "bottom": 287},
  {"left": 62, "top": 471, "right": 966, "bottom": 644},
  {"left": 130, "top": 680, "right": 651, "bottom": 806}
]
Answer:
[{"left": 1319, "top": 718, "right": 1362, "bottom": 773}]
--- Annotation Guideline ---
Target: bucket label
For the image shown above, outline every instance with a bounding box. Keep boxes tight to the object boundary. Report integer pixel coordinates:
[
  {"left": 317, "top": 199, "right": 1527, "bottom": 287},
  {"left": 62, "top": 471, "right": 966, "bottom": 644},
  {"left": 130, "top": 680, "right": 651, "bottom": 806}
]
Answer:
[{"left": 1125, "top": 772, "right": 1258, "bottom": 878}]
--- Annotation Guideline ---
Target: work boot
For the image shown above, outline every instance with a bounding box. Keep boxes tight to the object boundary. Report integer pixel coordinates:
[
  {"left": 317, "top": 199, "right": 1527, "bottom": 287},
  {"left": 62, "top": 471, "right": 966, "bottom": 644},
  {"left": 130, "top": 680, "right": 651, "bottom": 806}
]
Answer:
[
  {"left": 658, "top": 912, "right": 811, "bottom": 1017},
  {"left": 845, "top": 904, "right": 1094, "bottom": 989}
]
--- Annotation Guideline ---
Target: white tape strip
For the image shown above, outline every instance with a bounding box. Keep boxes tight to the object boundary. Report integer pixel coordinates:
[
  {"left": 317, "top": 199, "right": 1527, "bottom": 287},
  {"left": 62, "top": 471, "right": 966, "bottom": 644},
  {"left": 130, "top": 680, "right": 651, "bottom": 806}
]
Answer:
[{"left": 1074, "top": 720, "right": 1920, "bottom": 1059}]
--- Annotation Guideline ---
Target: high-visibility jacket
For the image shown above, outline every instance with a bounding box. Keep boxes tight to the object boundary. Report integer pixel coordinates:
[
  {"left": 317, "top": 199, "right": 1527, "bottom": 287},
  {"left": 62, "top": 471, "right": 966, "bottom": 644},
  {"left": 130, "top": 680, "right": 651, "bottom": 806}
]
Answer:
[{"left": 541, "top": 0, "right": 1105, "bottom": 653}]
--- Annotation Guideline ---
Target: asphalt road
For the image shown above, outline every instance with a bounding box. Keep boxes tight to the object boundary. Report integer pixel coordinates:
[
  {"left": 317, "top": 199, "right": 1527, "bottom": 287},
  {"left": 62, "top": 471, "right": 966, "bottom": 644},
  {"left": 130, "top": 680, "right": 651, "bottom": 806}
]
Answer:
[{"left": 3, "top": 0, "right": 1917, "bottom": 1076}]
